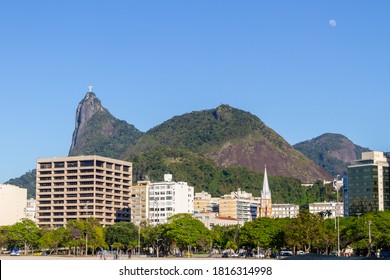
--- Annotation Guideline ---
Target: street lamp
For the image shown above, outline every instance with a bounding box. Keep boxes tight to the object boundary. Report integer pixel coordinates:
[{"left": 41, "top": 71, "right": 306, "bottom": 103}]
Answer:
[
  {"left": 333, "top": 175, "right": 343, "bottom": 257},
  {"left": 368, "top": 220, "right": 372, "bottom": 257},
  {"left": 84, "top": 202, "right": 89, "bottom": 256}
]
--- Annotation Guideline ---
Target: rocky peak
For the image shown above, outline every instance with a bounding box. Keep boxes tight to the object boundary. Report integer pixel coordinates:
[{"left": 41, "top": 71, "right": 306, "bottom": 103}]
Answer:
[{"left": 69, "top": 91, "right": 108, "bottom": 153}]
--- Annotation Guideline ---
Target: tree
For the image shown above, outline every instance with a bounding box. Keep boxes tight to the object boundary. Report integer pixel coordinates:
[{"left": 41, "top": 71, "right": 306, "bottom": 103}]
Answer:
[
  {"left": 284, "top": 210, "right": 325, "bottom": 253},
  {"left": 39, "top": 227, "right": 67, "bottom": 255},
  {"left": 164, "top": 214, "right": 212, "bottom": 254},
  {"left": 7, "top": 219, "right": 41, "bottom": 255},
  {"left": 211, "top": 225, "right": 238, "bottom": 251},
  {"left": 105, "top": 222, "right": 138, "bottom": 252},
  {"left": 240, "top": 218, "right": 286, "bottom": 255}
]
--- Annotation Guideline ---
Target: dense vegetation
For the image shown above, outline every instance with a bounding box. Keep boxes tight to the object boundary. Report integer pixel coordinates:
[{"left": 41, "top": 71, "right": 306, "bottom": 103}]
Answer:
[
  {"left": 5, "top": 170, "right": 36, "bottom": 199},
  {"left": 2, "top": 211, "right": 389, "bottom": 258},
  {"left": 126, "top": 105, "right": 285, "bottom": 156}
]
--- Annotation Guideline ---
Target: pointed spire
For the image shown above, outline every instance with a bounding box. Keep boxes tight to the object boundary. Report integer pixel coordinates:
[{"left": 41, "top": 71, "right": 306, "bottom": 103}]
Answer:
[{"left": 261, "top": 165, "right": 272, "bottom": 199}]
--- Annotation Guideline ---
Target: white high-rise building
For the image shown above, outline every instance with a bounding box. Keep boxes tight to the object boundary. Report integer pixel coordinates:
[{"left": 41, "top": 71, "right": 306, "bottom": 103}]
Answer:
[
  {"left": 0, "top": 184, "right": 27, "bottom": 226},
  {"left": 149, "top": 174, "right": 194, "bottom": 224}
]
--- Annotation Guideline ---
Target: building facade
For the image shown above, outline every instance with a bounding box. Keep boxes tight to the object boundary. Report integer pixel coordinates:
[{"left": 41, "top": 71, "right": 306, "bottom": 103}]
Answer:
[
  {"left": 218, "top": 189, "right": 260, "bottom": 222},
  {"left": 36, "top": 155, "right": 132, "bottom": 228},
  {"left": 309, "top": 202, "right": 344, "bottom": 218},
  {"left": 0, "top": 184, "right": 27, "bottom": 226},
  {"left": 25, "top": 198, "right": 36, "bottom": 222},
  {"left": 194, "top": 212, "right": 244, "bottom": 229},
  {"left": 194, "top": 191, "right": 212, "bottom": 213},
  {"left": 272, "top": 204, "right": 299, "bottom": 218},
  {"left": 347, "top": 151, "right": 390, "bottom": 216},
  {"left": 149, "top": 174, "right": 194, "bottom": 225},
  {"left": 131, "top": 181, "right": 150, "bottom": 225}
]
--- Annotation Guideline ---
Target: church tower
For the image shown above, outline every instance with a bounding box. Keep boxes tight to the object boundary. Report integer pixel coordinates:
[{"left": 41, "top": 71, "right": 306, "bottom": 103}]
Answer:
[{"left": 259, "top": 166, "right": 272, "bottom": 217}]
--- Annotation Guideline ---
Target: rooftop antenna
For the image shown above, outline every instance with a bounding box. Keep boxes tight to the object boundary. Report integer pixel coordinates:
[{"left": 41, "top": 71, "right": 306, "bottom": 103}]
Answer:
[{"left": 88, "top": 85, "right": 93, "bottom": 92}]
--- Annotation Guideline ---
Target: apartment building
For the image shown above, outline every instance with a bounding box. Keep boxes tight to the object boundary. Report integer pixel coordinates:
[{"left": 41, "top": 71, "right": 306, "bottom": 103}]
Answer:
[
  {"left": 194, "top": 191, "right": 212, "bottom": 213},
  {"left": 309, "top": 202, "right": 343, "bottom": 218},
  {"left": 25, "top": 198, "right": 36, "bottom": 222},
  {"left": 218, "top": 189, "right": 260, "bottom": 222},
  {"left": 36, "top": 155, "right": 132, "bottom": 228},
  {"left": 131, "top": 180, "right": 150, "bottom": 225},
  {"left": 347, "top": 151, "right": 390, "bottom": 216},
  {"left": 149, "top": 174, "right": 194, "bottom": 225},
  {"left": 0, "top": 184, "right": 27, "bottom": 226},
  {"left": 272, "top": 204, "right": 299, "bottom": 218}
]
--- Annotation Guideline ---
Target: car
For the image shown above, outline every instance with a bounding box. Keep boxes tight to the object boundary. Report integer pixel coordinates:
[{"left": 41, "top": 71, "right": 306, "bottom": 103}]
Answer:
[
  {"left": 222, "top": 252, "right": 229, "bottom": 258},
  {"left": 10, "top": 249, "right": 21, "bottom": 256},
  {"left": 270, "top": 253, "right": 279, "bottom": 259},
  {"left": 379, "top": 251, "right": 390, "bottom": 259},
  {"left": 231, "top": 252, "right": 239, "bottom": 258},
  {"left": 254, "top": 252, "right": 265, "bottom": 258}
]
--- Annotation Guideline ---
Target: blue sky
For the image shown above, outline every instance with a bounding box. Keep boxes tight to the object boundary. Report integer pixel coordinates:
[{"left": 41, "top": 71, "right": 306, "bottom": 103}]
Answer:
[{"left": 1, "top": 0, "right": 389, "bottom": 183}]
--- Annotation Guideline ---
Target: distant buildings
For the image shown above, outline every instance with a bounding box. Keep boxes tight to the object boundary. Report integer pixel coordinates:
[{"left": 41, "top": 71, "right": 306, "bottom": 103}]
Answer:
[
  {"left": 35, "top": 155, "right": 132, "bottom": 228},
  {"left": 347, "top": 151, "right": 390, "bottom": 216},
  {"left": 0, "top": 184, "right": 27, "bottom": 226}
]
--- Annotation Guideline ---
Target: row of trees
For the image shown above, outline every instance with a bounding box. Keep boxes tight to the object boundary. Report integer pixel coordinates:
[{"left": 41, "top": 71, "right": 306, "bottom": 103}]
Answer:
[{"left": 1, "top": 211, "right": 390, "bottom": 257}]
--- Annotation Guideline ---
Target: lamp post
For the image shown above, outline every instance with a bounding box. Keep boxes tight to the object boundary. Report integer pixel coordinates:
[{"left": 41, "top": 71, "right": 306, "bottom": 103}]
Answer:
[
  {"left": 333, "top": 176, "right": 343, "bottom": 257},
  {"left": 85, "top": 202, "right": 88, "bottom": 256},
  {"left": 368, "top": 220, "right": 372, "bottom": 257},
  {"left": 138, "top": 225, "right": 141, "bottom": 255}
]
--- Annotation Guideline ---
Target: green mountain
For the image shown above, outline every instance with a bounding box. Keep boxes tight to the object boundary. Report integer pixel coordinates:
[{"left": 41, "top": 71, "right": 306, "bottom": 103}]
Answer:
[
  {"left": 293, "top": 133, "right": 371, "bottom": 176},
  {"left": 68, "top": 92, "right": 143, "bottom": 158},
  {"left": 5, "top": 170, "right": 36, "bottom": 199},
  {"left": 125, "top": 105, "right": 331, "bottom": 183}
]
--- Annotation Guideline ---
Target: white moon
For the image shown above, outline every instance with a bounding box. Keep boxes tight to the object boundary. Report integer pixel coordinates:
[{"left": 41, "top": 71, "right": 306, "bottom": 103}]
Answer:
[{"left": 329, "top": 19, "right": 337, "bottom": 27}]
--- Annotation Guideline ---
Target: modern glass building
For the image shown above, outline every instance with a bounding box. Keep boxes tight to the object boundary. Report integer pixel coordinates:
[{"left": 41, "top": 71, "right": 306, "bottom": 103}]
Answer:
[{"left": 347, "top": 152, "right": 390, "bottom": 216}]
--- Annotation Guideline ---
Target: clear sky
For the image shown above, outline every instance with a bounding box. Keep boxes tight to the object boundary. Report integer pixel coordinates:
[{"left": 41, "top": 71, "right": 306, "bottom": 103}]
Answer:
[{"left": 1, "top": 0, "right": 389, "bottom": 183}]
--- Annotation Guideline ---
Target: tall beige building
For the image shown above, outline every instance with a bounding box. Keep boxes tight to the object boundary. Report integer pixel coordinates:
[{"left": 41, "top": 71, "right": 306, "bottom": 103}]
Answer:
[
  {"left": 194, "top": 191, "right": 213, "bottom": 213},
  {"left": 131, "top": 181, "right": 150, "bottom": 225},
  {"left": 219, "top": 189, "right": 260, "bottom": 222},
  {"left": 36, "top": 155, "right": 132, "bottom": 228},
  {"left": 0, "top": 184, "right": 27, "bottom": 226}
]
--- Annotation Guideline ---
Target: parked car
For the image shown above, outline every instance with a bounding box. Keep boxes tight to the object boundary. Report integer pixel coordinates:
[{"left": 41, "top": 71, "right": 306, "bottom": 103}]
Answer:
[
  {"left": 254, "top": 252, "right": 265, "bottom": 258},
  {"left": 231, "top": 252, "right": 239, "bottom": 258},
  {"left": 270, "top": 253, "right": 280, "bottom": 259},
  {"left": 10, "top": 249, "right": 21, "bottom": 256},
  {"left": 222, "top": 252, "right": 229, "bottom": 258},
  {"left": 379, "top": 251, "right": 390, "bottom": 259}
]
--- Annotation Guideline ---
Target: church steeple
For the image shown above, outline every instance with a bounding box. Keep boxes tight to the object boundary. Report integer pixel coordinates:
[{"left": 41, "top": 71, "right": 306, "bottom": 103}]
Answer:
[
  {"left": 261, "top": 166, "right": 272, "bottom": 200},
  {"left": 259, "top": 165, "right": 272, "bottom": 218}
]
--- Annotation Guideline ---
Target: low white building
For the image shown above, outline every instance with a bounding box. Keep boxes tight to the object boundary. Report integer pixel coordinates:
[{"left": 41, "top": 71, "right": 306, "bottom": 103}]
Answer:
[
  {"left": 194, "top": 212, "right": 244, "bottom": 229},
  {"left": 149, "top": 174, "right": 194, "bottom": 224},
  {"left": 309, "top": 202, "right": 344, "bottom": 218},
  {"left": 272, "top": 204, "right": 299, "bottom": 218},
  {"left": 0, "top": 184, "right": 27, "bottom": 226},
  {"left": 25, "top": 198, "right": 36, "bottom": 222}
]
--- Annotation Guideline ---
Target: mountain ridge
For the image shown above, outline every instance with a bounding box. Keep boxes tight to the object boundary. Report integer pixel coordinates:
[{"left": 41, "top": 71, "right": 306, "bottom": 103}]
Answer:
[
  {"left": 293, "top": 133, "right": 371, "bottom": 176},
  {"left": 124, "top": 104, "right": 331, "bottom": 182}
]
